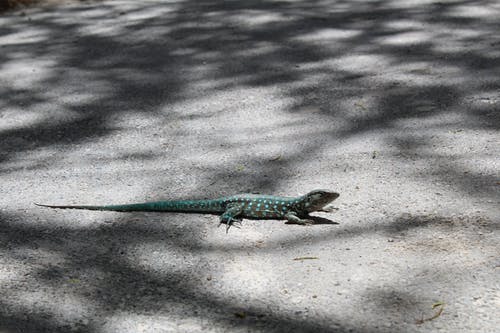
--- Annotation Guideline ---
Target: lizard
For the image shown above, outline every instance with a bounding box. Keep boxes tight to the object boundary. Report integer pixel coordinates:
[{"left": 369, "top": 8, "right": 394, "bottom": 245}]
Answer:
[{"left": 35, "top": 189, "right": 339, "bottom": 232}]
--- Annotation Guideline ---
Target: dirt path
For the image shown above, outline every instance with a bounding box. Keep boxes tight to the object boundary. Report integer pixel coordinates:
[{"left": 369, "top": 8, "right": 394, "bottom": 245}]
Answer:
[{"left": 0, "top": 1, "right": 499, "bottom": 332}]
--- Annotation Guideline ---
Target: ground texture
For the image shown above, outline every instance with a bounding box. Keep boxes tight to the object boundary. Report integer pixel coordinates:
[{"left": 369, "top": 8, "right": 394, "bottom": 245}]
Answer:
[{"left": 0, "top": 0, "right": 499, "bottom": 332}]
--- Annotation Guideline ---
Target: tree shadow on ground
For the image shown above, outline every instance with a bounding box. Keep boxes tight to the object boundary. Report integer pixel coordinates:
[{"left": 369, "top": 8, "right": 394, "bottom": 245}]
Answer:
[
  {"left": 0, "top": 0, "right": 499, "bottom": 331},
  {"left": 0, "top": 208, "right": 497, "bottom": 332},
  {"left": 1, "top": 0, "right": 498, "bottom": 165},
  {"left": 0, "top": 0, "right": 497, "bottom": 203}
]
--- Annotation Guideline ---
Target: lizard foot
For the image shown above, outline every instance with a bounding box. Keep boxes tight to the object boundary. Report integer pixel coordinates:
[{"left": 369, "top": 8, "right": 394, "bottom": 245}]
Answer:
[{"left": 218, "top": 217, "right": 243, "bottom": 233}]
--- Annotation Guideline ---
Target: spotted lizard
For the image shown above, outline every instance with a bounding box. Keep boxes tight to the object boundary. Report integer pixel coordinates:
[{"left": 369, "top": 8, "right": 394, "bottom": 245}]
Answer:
[{"left": 36, "top": 189, "right": 339, "bottom": 232}]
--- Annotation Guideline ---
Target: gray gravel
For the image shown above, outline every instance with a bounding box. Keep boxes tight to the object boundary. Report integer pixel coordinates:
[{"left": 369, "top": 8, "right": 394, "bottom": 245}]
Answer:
[{"left": 0, "top": 0, "right": 499, "bottom": 332}]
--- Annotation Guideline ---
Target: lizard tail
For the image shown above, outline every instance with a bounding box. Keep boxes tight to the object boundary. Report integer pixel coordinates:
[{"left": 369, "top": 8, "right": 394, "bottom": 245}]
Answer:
[
  {"left": 34, "top": 202, "right": 158, "bottom": 212},
  {"left": 34, "top": 200, "right": 222, "bottom": 212}
]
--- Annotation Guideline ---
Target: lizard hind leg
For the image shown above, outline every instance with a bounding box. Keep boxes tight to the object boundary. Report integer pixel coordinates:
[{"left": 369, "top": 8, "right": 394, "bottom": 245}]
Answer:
[
  {"left": 284, "top": 212, "right": 315, "bottom": 225},
  {"left": 219, "top": 217, "right": 243, "bottom": 232},
  {"left": 219, "top": 204, "right": 244, "bottom": 233}
]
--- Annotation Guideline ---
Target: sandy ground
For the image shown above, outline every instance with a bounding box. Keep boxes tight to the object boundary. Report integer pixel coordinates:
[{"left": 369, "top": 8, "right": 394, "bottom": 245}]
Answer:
[{"left": 0, "top": 0, "right": 499, "bottom": 332}]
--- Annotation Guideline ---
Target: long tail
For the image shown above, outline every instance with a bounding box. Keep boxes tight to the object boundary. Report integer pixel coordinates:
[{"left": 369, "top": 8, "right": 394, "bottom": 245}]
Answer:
[
  {"left": 35, "top": 203, "right": 152, "bottom": 212},
  {"left": 34, "top": 200, "right": 224, "bottom": 213}
]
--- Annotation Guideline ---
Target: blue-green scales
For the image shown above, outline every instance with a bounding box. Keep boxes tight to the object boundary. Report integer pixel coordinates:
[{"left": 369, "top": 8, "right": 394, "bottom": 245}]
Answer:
[{"left": 36, "top": 190, "right": 340, "bottom": 231}]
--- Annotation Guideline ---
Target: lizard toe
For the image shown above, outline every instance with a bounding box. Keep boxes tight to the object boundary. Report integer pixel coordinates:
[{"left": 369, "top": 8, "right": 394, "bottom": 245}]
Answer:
[
  {"left": 302, "top": 219, "right": 315, "bottom": 225},
  {"left": 219, "top": 216, "right": 242, "bottom": 233}
]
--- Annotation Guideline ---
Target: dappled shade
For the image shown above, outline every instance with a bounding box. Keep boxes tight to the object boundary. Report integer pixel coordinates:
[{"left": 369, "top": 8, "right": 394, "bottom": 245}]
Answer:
[{"left": 0, "top": 0, "right": 499, "bottom": 332}]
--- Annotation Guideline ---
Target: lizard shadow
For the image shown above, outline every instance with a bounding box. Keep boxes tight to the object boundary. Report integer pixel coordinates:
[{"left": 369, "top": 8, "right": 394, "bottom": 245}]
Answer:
[
  {"left": 309, "top": 216, "right": 340, "bottom": 225},
  {"left": 243, "top": 215, "right": 339, "bottom": 225}
]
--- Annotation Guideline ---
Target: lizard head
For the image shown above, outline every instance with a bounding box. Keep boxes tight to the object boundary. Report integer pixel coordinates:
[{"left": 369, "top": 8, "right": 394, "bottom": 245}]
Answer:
[{"left": 303, "top": 189, "right": 339, "bottom": 212}]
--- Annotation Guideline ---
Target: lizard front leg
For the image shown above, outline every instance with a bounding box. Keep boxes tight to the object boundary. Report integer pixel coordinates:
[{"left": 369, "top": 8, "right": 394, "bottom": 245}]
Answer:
[
  {"left": 284, "top": 212, "right": 315, "bottom": 225},
  {"left": 219, "top": 203, "right": 244, "bottom": 233},
  {"left": 316, "top": 206, "right": 339, "bottom": 213}
]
